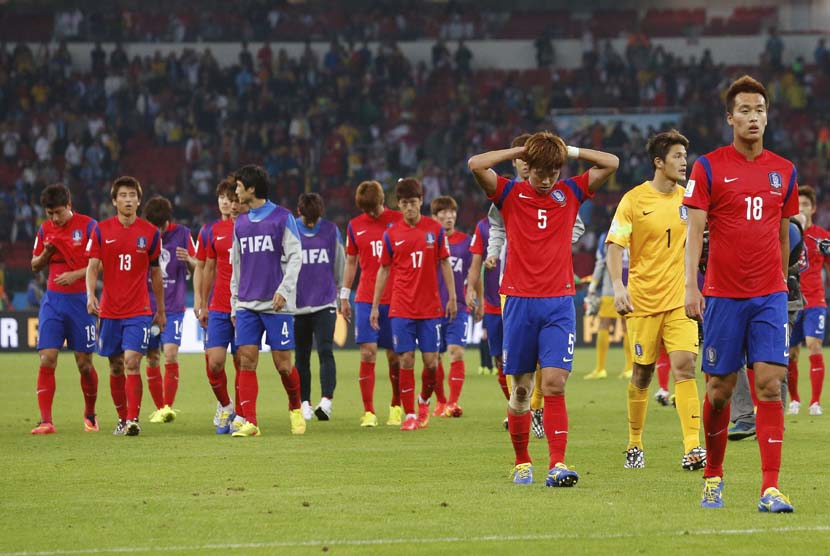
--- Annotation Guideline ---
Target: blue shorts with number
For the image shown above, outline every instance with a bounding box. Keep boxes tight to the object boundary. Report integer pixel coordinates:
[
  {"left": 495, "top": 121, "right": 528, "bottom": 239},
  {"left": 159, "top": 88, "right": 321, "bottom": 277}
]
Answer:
[
  {"left": 354, "top": 302, "right": 394, "bottom": 350},
  {"left": 484, "top": 313, "right": 503, "bottom": 358},
  {"left": 148, "top": 311, "right": 184, "bottom": 350},
  {"left": 702, "top": 293, "right": 788, "bottom": 375},
  {"left": 235, "top": 309, "right": 294, "bottom": 351},
  {"left": 440, "top": 309, "right": 469, "bottom": 352},
  {"left": 37, "top": 291, "right": 97, "bottom": 352},
  {"left": 98, "top": 315, "right": 152, "bottom": 357},
  {"left": 502, "top": 296, "right": 575, "bottom": 375},
  {"left": 205, "top": 311, "right": 237, "bottom": 353},
  {"left": 790, "top": 306, "right": 826, "bottom": 346},
  {"left": 391, "top": 317, "right": 442, "bottom": 354}
]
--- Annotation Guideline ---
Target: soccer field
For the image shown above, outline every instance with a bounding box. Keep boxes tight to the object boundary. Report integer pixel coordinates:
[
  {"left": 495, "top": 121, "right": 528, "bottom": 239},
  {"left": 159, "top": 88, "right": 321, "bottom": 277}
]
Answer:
[{"left": 2, "top": 348, "right": 829, "bottom": 555}]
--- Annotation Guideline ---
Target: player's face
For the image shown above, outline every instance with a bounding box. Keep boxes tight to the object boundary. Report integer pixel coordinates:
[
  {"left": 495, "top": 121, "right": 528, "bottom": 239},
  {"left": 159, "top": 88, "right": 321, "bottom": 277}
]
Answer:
[
  {"left": 45, "top": 204, "right": 72, "bottom": 227},
  {"left": 513, "top": 157, "right": 530, "bottom": 180},
  {"left": 398, "top": 197, "right": 422, "bottom": 223},
  {"left": 217, "top": 194, "right": 232, "bottom": 217},
  {"left": 528, "top": 167, "right": 561, "bottom": 194},
  {"left": 112, "top": 187, "right": 140, "bottom": 217},
  {"left": 660, "top": 144, "right": 688, "bottom": 183},
  {"left": 235, "top": 180, "right": 254, "bottom": 205},
  {"left": 230, "top": 197, "right": 246, "bottom": 219},
  {"left": 799, "top": 195, "right": 816, "bottom": 220},
  {"left": 727, "top": 92, "right": 767, "bottom": 143},
  {"left": 433, "top": 209, "right": 457, "bottom": 233}
]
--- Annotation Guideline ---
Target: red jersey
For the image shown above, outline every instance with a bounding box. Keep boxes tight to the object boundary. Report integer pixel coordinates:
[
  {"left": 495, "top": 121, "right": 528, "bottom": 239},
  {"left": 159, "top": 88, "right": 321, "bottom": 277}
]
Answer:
[
  {"left": 87, "top": 216, "right": 161, "bottom": 319},
  {"left": 346, "top": 208, "right": 403, "bottom": 304},
  {"left": 380, "top": 216, "right": 450, "bottom": 319},
  {"left": 684, "top": 145, "right": 798, "bottom": 298},
  {"left": 205, "top": 218, "right": 235, "bottom": 313},
  {"left": 33, "top": 212, "right": 96, "bottom": 294},
  {"left": 799, "top": 224, "right": 830, "bottom": 308},
  {"left": 487, "top": 171, "right": 592, "bottom": 297}
]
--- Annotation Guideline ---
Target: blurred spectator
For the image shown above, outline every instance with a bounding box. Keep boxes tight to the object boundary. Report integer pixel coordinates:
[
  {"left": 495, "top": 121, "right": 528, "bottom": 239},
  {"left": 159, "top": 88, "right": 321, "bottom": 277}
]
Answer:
[{"left": 27, "top": 273, "right": 45, "bottom": 309}]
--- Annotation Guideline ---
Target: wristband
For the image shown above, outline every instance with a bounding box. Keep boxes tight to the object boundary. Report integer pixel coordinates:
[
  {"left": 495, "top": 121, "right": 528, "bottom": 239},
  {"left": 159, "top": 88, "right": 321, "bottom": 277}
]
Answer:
[
  {"left": 339, "top": 287, "right": 351, "bottom": 300},
  {"left": 566, "top": 146, "right": 580, "bottom": 159}
]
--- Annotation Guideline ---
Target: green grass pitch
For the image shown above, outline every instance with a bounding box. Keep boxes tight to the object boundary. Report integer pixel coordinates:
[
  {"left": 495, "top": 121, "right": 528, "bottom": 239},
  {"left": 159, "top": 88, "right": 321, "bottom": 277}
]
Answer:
[{"left": 1, "top": 347, "right": 829, "bottom": 555}]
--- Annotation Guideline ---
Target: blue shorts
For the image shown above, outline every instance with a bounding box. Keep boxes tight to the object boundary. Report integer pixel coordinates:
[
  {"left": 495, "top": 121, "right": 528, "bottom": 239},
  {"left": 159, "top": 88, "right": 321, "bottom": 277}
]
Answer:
[
  {"left": 235, "top": 309, "right": 294, "bottom": 351},
  {"left": 440, "top": 309, "right": 469, "bottom": 352},
  {"left": 391, "top": 317, "right": 442, "bottom": 354},
  {"left": 98, "top": 316, "right": 152, "bottom": 357},
  {"left": 37, "top": 291, "right": 97, "bottom": 352},
  {"left": 354, "top": 302, "right": 394, "bottom": 350},
  {"left": 702, "top": 293, "right": 789, "bottom": 375},
  {"left": 148, "top": 311, "right": 184, "bottom": 350},
  {"left": 484, "top": 313, "right": 503, "bottom": 358},
  {"left": 790, "top": 306, "right": 826, "bottom": 345},
  {"left": 502, "top": 296, "right": 576, "bottom": 375},
  {"left": 205, "top": 311, "right": 237, "bottom": 353}
]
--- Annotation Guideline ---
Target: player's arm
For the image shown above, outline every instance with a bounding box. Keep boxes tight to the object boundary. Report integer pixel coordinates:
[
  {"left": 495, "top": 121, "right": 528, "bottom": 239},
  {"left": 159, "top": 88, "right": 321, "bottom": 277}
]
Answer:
[
  {"left": 275, "top": 214, "right": 303, "bottom": 312},
  {"left": 229, "top": 232, "right": 240, "bottom": 320},
  {"left": 588, "top": 242, "right": 605, "bottom": 297},
  {"left": 340, "top": 254, "right": 358, "bottom": 321},
  {"left": 465, "top": 253, "right": 482, "bottom": 312},
  {"left": 572, "top": 215, "right": 586, "bottom": 244},
  {"left": 468, "top": 146, "right": 525, "bottom": 197},
  {"left": 193, "top": 258, "right": 204, "bottom": 317},
  {"left": 486, "top": 205, "right": 504, "bottom": 268},
  {"left": 684, "top": 208, "right": 707, "bottom": 321},
  {"left": 150, "top": 265, "right": 166, "bottom": 331},
  {"left": 85, "top": 256, "right": 101, "bottom": 316},
  {"left": 779, "top": 218, "right": 790, "bottom": 280},
  {"left": 197, "top": 258, "right": 213, "bottom": 327},
  {"left": 440, "top": 257, "right": 458, "bottom": 321},
  {"left": 607, "top": 243, "right": 633, "bottom": 314},
  {"left": 370, "top": 264, "right": 389, "bottom": 330},
  {"left": 473, "top": 265, "right": 484, "bottom": 322},
  {"left": 573, "top": 147, "right": 620, "bottom": 193}
]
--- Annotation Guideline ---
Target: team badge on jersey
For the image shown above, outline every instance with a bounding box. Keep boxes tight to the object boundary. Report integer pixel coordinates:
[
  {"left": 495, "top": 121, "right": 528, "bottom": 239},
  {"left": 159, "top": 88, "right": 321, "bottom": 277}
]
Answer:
[
  {"left": 137, "top": 236, "right": 147, "bottom": 250},
  {"left": 425, "top": 232, "right": 435, "bottom": 245},
  {"left": 768, "top": 172, "right": 783, "bottom": 189},
  {"left": 72, "top": 229, "right": 83, "bottom": 244},
  {"left": 679, "top": 206, "right": 689, "bottom": 221},
  {"left": 551, "top": 190, "right": 566, "bottom": 204},
  {"left": 634, "top": 343, "right": 643, "bottom": 357},
  {"left": 705, "top": 346, "right": 717, "bottom": 365}
]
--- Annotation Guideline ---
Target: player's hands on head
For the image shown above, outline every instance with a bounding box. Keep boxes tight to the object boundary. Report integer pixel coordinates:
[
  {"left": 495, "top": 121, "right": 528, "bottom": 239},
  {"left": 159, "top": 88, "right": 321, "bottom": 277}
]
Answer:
[
  {"left": 483, "top": 256, "right": 498, "bottom": 270},
  {"left": 272, "top": 292, "right": 286, "bottom": 312},
  {"left": 369, "top": 305, "right": 380, "bottom": 330},
  {"left": 684, "top": 286, "right": 705, "bottom": 322},
  {"left": 86, "top": 295, "right": 99, "bottom": 316},
  {"left": 339, "top": 298, "right": 352, "bottom": 322}
]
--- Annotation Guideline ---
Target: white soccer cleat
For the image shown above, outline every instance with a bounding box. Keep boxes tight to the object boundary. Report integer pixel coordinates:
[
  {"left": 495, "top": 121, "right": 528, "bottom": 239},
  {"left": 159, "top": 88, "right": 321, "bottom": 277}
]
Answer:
[
  {"left": 314, "top": 397, "right": 332, "bottom": 421},
  {"left": 301, "top": 401, "right": 314, "bottom": 421},
  {"left": 809, "top": 403, "right": 823, "bottom": 416},
  {"left": 213, "top": 401, "right": 222, "bottom": 426},
  {"left": 787, "top": 400, "right": 800, "bottom": 415}
]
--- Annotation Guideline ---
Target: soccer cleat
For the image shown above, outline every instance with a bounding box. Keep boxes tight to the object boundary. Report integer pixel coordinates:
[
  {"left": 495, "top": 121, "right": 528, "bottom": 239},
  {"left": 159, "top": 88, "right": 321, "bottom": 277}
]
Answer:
[
  {"left": 360, "top": 411, "right": 378, "bottom": 427},
  {"left": 229, "top": 416, "right": 246, "bottom": 435},
  {"left": 148, "top": 408, "right": 165, "bottom": 424},
  {"left": 216, "top": 409, "right": 235, "bottom": 434},
  {"left": 433, "top": 401, "right": 448, "bottom": 417},
  {"left": 125, "top": 419, "right": 141, "bottom": 436},
  {"left": 301, "top": 401, "right": 314, "bottom": 421},
  {"left": 545, "top": 463, "right": 579, "bottom": 487},
  {"left": 618, "top": 369, "right": 633, "bottom": 380},
  {"left": 417, "top": 402, "right": 430, "bottom": 428},
  {"left": 290, "top": 409, "right": 306, "bottom": 435},
  {"left": 584, "top": 368, "right": 607, "bottom": 380},
  {"left": 809, "top": 402, "right": 823, "bottom": 416},
  {"left": 701, "top": 476, "right": 724, "bottom": 509},
  {"left": 624, "top": 447, "right": 645, "bottom": 469},
  {"left": 478, "top": 366, "right": 487, "bottom": 375},
  {"left": 83, "top": 414, "right": 99, "bottom": 432},
  {"left": 512, "top": 463, "right": 534, "bottom": 484},
  {"left": 113, "top": 419, "right": 127, "bottom": 436},
  {"left": 503, "top": 417, "right": 509, "bottom": 431},
  {"left": 160, "top": 405, "right": 176, "bottom": 423},
  {"left": 386, "top": 405, "right": 403, "bottom": 426},
  {"left": 231, "top": 421, "right": 261, "bottom": 437},
  {"left": 31, "top": 421, "right": 56, "bottom": 435},
  {"left": 400, "top": 415, "right": 420, "bottom": 431},
  {"left": 727, "top": 421, "right": 756, "bottom": 440},
  {"left": 314, "top": 398, "right": 332, "bottom": 421},
  {"left": 213, "top": 401, "right": 222, "bottom": 427},
  {"left": 654, "top": 388, "right": 671, "bottom": 407},
  {"left": 758, "top": 487, "right": 794, "bottom": 513},
  {"left": 787, "top": 400, "right": 801, "bottom": 415},
  {"left": 445, "top": 403, "right": 463, "bottom": 418},
  {"left": 531, "top": 409, "right": 545, "bottom": 438},
  {"left": 682, "top": 446, "right": 707, "bottom": 471}
]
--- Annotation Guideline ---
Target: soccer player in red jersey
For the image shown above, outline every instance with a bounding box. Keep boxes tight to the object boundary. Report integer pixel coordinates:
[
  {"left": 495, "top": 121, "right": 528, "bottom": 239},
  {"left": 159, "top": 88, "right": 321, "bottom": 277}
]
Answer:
[
  {"left": 370, "top": 178, "right": 456, "bottom": 431},
  {"left": 86, "top": 176, "right": 165, "bottom": 436},
  {"left": 341, "top": 180, "right": 404, "bottom": 427},
  {"left": 787, "top": 185, "right": 829, "bottom": 416},
  {"left": 30, "top": 184, "right": 100, "bottom": 434},
  {"left": 684, "top": 76, "right": 797, "bottom": 512},
  {"left": 469, "top": 132, "right": 618, "bottom": 486}
]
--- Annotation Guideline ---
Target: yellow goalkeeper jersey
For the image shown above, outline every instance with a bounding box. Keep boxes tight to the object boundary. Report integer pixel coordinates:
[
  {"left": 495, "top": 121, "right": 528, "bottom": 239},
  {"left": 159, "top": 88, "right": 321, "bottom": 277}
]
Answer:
[{"left": 605, "top": 181, "right": 688, "bottom": 316}]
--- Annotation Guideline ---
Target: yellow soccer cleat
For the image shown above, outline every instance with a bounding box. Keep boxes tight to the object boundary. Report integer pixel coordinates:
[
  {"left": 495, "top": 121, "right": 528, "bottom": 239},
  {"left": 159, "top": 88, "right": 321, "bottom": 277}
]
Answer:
[
  {"left": 290, "top": 409, "right": 306, "bottom": 435},
  {"left": 584, "top": 368, "right": 607, "bottom": 380},
  {"left": 360, "top": 411, "right": 378, "bottom": 427},
  {"left": 618, "top": 369, "right": 633, "bottom": 380},
  {"left": 386, "top": 405, "right": 403, "bottom": 426},
  {"left": 231, "top": 421, "right": 261, "bottom": 437},
  {"left": 148, "top": 408, "right": 165, "bottom": 423},
  {"left": 161, "top": 405, "right": 177, "bottom": 423}
]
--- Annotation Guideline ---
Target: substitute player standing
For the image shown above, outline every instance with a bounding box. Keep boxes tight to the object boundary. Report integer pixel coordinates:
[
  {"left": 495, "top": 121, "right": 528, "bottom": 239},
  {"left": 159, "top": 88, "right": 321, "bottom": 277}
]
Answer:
[
  {"left": 685, "top": 75, "right": 797, "bottom": 512},
  {"left": 469, "top": 132, "right": 618, "bottom": 486},
  {"left": 30, "top": 184, "right": 100, "bottom": 434},
  {"left": 86, "top": 176, "right": 165, "bottom": 436},
  {"left": 606, "top": 130, "right": 705, "bottom": 470}
]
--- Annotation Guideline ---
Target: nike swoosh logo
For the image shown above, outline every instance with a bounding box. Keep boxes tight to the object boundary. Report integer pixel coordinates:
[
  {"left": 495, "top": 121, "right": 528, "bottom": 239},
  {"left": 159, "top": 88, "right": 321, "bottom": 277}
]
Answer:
[
  {"left": 401, "top": 388, "right": 414, "bottom": 394},
  {"left": 563, "top": 357, "right": 573, "bottom": 362},
  {"left": 356, "top": 230, "right": 367, "bottom": 236},
  {"left": 37, "top": 389, "right": 48, "bottom": 394},
  {"left": 554, "top": 430, "right": 568, "bottom": 435},
  {"left": 707, "top": 427, "right": 727, "bottom": 437},
  {"left": 642, "top": 211, "right": 654, "bottom": 215},
  {"left": 518, "top": 193, "right": 533, "bottom": 199},
  {"left": 395, "top": 240, "right": 405, "bottom": 246},
  {"left": 725, "top": 177, "right": 739, "bottom": 183},
  {"left": 240, "top": 400, "right": 250, "bottom": 406},
  {"left": 280, "top": 339, "right": 291, "bottom": 345},
  {"left": 768, "top": 438, "right": 783, "bottom": 443},
  {"left": 105, "top": 239, "right": 116, "bottom": 244},
  {"left": 216, "top": 236, "right": 226, "bottom": 240}
]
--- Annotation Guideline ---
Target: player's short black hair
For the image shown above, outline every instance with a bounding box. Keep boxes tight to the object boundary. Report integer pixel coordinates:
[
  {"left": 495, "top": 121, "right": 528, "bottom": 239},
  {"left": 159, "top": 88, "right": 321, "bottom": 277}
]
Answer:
[
  {"left": 234, "top": 165, "right": 270, "bottom": 199},
  {"left": 646, "top": 130, "right": 689, "bottom": 170},
  {"left": 40, "top": 183, "right": 71, "bottom": 209},
  {"left": 111, "top": 176, "right": 143, "bottom": 201},
  {"left": 298, "top": 192, "right": 324, "bottom": 224},
  {"left": 143, "top": 195, "right": 173, "bottom": 228},
  {"left": 395, "top": 178, "right": 422, "bottom": 200},
  {"left": 726, "top": 75, "right": 769, "bottom": 114}
]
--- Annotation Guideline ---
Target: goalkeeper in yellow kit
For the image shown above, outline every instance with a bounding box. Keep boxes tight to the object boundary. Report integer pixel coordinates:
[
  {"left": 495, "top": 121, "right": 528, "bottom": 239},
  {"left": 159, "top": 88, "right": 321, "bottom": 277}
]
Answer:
[{"left": 605, "top": 130, "right": 706, "bottom": 470}]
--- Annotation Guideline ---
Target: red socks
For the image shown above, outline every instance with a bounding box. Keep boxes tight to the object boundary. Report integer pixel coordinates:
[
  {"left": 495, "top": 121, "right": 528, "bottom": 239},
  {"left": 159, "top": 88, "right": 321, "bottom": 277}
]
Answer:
[
  {"left": 756, "top": 400, "right": 784, "bottom": 493},
  {"left": 125, "top": 374, "right": 142, "bottom": 420},
  {"left": 205, "top": 362, "right": 231, "bottom": 407},
  {"left": 746, "top": 368, "right": 759, "bottom": 407},
  {"left": 280, "top": 367, "right": 302, "bottom": 411},
  {"left": 163, "top": 363, "right": 179, "bottom": 407},
  {"left": 110, "top": 374, "right": 127, "bottom": 420},
  {"left": 399, "top": 368, "right": 415, "bottom": 414},
  {"left": 656, "top": 348, "right": 670, "bottom": 391},
  {"left": 543, "top": 395, "right": 568, "bottom": 468},
  {"left": 419, "top": 366, "right": 436, "bottom": 401},
  {"left": 80, "top": 368, "right": 98, "bottom": 416},
  {"left": 787, "top": 358, "right": 800, "bottom": 403},
  {"left": 145, "top": 366, "right": 164, "bottom": 410},
  {"left": 507, "top": 411, "right": 532, "bottom": 465},
  {"left": 36, "top": 366, "right": 56, "bottom": 423},
  {"left": 702, "top": 395, "right": 731, "bottom": 478},
  {"left": 389, "top": 363, "right": 401, "bottom": 407},
  {"left": 448, "top": 360, "right": 465, "bottom": 405},
  {"left": 358, "top": 361, "right": 375, "bottom": 413},
  {"left": 233, "top": 358, "right": 242, "bottom": 417},
  {"left": 497, "top": 363, "right": 510, "bottom": 400},
  {"left": 237, "top": 370, "right": 258, "bottom": 424},
  {"left": 433, "top": 361, "right": 447, "bottom": 404},
  {"left": 809, "top": 353, "right": 825, "bottom": 406}
]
